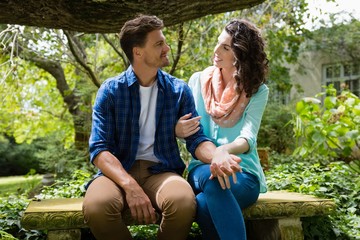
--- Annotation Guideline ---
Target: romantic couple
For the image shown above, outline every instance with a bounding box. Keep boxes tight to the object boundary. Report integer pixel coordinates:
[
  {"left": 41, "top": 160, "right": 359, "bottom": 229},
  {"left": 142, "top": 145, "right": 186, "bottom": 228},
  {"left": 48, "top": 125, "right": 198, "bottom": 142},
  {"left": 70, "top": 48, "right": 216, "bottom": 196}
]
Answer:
[{"left": 82, "top": 14, "right": 269, "bottom": 240}]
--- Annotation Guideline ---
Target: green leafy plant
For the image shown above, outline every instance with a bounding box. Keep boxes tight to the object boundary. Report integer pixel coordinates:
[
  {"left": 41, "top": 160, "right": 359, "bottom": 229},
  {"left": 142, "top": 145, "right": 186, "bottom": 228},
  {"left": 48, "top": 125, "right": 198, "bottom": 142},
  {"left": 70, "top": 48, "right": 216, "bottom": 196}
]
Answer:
[
  {"left": 0, "top": 230, "right": 18, "bottom": 240},
  {"left": 258, "top": 103, "right": 295, "bottom": 153},
  {"left": 292, "top": 84, "right": 360, "bottom": 164},
  {"left": 37, "top": 170, "right": 91, "bottom": 199},
  {"left": 266, "top": 153, "right": 360, "bottom": 239},
  {"left": 0, "top": 196, "right": 45, "bottom": 240},
  {"left": 129, "top": 224, "right": 158, "bottom": 240},
  {"left": 0, "top": 169, "right": 92, "bottom": 240},
  {"left": 0, "top": 135, "right": 44, "bottom": 176},
  {"left": 33, "top": 137, "right": 92, "bottom": 179},
  {"left": 128, "top": 222, "right": 201, "bottom": 240}
]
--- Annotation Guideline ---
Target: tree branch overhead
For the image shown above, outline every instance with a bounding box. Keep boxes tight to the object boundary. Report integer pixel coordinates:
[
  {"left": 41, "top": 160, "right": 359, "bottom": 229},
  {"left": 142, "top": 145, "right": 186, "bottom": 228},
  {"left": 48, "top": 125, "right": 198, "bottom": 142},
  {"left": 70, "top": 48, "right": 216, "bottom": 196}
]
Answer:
[{"left": 0, "top": 0, "right": 264, "bottom": 33}]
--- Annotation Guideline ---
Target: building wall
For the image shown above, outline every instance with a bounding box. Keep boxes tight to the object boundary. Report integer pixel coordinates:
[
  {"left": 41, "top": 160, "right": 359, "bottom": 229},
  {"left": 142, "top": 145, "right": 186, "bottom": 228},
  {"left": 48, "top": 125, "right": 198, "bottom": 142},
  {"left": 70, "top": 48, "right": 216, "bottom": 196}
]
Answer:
[{"left": 289, "top": 50, "right": 355, "bottom": 101}]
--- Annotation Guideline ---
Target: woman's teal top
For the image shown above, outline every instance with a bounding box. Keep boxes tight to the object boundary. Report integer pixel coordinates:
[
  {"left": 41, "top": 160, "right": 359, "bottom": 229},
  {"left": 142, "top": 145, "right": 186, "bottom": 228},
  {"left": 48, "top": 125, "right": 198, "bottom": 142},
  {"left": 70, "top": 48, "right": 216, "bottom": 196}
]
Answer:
[{"left": 187, "top": 71, "right": 269, "bottom": 193}]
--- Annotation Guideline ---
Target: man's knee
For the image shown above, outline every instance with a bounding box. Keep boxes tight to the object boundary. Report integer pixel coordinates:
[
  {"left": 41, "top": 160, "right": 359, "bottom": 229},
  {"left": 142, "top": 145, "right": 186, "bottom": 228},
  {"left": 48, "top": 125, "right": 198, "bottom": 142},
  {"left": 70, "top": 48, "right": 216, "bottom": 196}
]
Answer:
[
  {"left": 83, "top": 194, "right": 132, "bottom": 240},
  {"left": 162, "top": 183, "right": 196, "bottom": 217},
  {"left": 83, "top": 177, "right": 125, "bottom": 222},
  {"left": 174, "top": 189, "right": 196, "bottom": 211},
  {"left": 83, "top": 194, "right": 123, "bottom": 223}
]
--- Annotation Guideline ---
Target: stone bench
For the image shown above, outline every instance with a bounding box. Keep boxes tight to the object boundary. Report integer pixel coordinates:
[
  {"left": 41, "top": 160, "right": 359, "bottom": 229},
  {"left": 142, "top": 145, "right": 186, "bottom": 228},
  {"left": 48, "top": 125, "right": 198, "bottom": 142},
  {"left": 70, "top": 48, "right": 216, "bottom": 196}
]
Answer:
[{"left": 21, "top": 191, "right": 336, "bottom": 240}]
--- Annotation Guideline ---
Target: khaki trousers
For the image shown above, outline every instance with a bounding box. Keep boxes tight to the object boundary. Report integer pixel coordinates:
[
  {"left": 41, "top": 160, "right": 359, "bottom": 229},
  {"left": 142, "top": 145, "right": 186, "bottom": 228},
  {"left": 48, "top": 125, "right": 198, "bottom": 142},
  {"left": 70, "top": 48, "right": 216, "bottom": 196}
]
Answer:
[{"left": 83, "top": 160, "right": 196, "bottom": 240}]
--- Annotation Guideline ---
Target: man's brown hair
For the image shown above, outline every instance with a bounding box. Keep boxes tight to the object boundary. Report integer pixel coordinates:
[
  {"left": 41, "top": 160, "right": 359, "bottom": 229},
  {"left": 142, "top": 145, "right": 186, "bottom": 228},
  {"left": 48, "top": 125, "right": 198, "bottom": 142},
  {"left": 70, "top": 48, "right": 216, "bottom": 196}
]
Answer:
[{"left": 119, "top": 15, "right": 164, "bottom": 64}]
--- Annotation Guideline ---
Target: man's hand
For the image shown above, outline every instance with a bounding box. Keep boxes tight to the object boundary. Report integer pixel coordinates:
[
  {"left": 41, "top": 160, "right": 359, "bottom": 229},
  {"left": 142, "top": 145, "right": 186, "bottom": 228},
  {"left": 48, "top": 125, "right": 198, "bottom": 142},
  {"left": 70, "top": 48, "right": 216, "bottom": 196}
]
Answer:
[
  {"left": 124, "top": 181, "right": 157, "bottom": 224},
  {"left": 93, "top": 152, "right": 157, "bottom": 224},
  {"left": 175, "top": 113, "right": 201, "bottom": 138}
]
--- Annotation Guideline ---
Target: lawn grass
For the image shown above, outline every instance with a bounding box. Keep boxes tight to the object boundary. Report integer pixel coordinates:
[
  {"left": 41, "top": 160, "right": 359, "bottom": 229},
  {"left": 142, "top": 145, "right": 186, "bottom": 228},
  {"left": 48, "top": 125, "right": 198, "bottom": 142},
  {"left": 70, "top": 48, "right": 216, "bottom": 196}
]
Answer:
[{"left": 0, "top": 175, "right": 42, "bottom": 197}]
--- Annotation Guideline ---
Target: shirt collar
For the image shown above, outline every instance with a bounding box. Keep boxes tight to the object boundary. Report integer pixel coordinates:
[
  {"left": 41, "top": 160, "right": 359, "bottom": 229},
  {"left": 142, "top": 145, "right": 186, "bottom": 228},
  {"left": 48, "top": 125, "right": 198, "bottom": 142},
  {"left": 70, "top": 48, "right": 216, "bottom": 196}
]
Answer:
[{"left": 125, "top": 66, "right": 166, "bottom": 89}]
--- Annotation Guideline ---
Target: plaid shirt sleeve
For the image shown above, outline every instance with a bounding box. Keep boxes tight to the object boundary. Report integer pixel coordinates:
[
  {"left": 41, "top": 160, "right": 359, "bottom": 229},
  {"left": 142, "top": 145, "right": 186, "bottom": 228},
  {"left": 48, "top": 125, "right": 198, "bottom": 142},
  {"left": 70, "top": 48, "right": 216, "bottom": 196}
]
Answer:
[{"left": 89, "top": 80, "right": 116, "bottom": 163}]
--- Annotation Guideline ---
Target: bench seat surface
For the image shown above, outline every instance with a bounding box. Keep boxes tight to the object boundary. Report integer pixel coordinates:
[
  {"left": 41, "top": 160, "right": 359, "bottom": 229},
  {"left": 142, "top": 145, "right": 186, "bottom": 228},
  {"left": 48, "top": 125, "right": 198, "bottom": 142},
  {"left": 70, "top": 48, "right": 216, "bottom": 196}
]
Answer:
[{"left": 21, "top": 191, "right": 336, "bottom": 230}]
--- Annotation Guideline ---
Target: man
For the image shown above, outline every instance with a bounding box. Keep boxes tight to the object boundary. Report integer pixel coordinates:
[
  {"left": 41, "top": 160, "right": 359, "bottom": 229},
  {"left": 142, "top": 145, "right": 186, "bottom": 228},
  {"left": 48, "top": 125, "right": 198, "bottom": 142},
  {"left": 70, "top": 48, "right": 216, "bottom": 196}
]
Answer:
[{"left": 82, "top": 15, "right": 217, "bottom": 240}]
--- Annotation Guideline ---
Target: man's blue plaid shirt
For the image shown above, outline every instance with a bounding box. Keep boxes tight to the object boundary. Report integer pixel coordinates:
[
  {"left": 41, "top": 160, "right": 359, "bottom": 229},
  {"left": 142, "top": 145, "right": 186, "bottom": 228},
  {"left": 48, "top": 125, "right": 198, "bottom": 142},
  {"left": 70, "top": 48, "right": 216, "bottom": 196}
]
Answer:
[{"left": 89, "top": 67, "right": 210, "bottom": 176}]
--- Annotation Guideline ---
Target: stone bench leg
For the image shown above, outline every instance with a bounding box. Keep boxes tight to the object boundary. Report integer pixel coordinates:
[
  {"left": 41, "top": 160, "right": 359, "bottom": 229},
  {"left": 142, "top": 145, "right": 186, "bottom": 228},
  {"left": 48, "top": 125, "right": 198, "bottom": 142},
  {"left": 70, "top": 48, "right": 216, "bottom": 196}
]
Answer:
[
  {"left": 278, "top": 218, "right": 303, "bottom": 240},
  {"left": 246, "top": 217, "right": 304, "bottom": 240},
  {"left": 47, "top": 229, "right": 81, "bottom": 240}
]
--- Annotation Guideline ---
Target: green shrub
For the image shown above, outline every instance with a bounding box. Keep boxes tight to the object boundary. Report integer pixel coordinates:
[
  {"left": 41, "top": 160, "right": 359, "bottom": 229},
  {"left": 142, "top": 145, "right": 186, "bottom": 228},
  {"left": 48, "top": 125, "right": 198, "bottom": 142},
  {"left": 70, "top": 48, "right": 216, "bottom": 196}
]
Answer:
[
  {"left": 130, "top": 224, "right": 158, "bottom": 240},
  {"left": 0, "top": 135, "right": 44, "bottom": 176},
  {"left": 258, "top": 103, "right": 295, "bottom": 153},
  {"left": 33, "top": 137, "right": 92, "bottom": 179},
  {"left": 37, "top": 170, "right": 91, "bottom": 199},
  {"left": 292, "top": 84, "right": 360, "bottom": 164},
  {"left": 129, "top": 222, "right": 201, "bottom": 240},
  {"left": 266, "top": 153, "right": 360, "bottom": 239}
]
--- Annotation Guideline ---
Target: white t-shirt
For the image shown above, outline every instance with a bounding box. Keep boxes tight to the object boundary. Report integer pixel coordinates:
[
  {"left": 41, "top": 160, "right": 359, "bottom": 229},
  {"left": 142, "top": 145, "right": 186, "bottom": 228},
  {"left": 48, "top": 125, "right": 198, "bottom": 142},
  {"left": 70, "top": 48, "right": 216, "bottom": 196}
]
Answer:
[{"left": 135, "top": 81, "right": 160, "bottom": 162}]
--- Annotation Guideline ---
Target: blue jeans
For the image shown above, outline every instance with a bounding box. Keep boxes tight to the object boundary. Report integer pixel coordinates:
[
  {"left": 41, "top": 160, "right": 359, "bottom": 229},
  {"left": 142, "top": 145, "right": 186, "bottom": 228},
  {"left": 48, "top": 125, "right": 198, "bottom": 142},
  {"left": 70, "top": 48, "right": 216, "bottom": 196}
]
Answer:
[{"left": 188, "top": 164, "right": 260, "bottom": 240}]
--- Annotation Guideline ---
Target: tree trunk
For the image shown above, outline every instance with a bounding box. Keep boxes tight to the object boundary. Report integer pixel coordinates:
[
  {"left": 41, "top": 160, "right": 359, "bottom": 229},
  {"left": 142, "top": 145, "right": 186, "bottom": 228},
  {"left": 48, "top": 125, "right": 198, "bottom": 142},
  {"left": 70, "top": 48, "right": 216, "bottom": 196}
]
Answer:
[
  {"left": 32, "top": 57, "right": 91, "bottom": 150},
  {"left": 0, "top": 0, "right": 264, "bottom": 33}
]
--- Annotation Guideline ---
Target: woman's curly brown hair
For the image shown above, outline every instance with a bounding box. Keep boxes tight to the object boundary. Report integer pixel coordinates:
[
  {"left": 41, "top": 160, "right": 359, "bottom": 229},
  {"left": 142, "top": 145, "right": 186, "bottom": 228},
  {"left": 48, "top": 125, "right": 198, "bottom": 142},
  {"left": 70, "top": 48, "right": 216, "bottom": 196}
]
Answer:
[{"left": 225, "top": 19, "right": 269, "bottom": 98}]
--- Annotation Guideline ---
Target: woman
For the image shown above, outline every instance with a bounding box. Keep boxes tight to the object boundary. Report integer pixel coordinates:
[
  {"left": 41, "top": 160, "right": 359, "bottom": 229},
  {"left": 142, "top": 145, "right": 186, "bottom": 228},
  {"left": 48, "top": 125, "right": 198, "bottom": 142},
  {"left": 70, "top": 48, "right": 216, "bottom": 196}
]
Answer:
[{"left": 176, "top": 19, "right": 269, "bottom": 240}]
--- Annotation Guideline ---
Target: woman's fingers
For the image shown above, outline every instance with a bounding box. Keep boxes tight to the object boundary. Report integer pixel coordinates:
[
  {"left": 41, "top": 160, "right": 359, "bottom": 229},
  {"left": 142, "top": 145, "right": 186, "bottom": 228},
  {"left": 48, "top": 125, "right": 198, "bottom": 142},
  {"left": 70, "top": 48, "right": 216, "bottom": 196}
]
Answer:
[
  {"left": 209, "top": 163, "right": 218, "bottom": 178},
  {"left": 179, "top": 113, "right": 192, "bottom": 120},
  {"left": 186, "top": 118, "right": 200, "bottom": 134},
  {"left": 232, "top": 172, "right": 237, "bottom": 184},
  {"left": 230, "top": 163, "right": 242, "bottom": 173},
  {"left": 229, "top": 154, "right": 242, "bottom": 172},
  {"left": 230, "top": 154, "right": 241, "bottom": 163},
  {"left": 220, "top": 165, "right": 233, "bottom": 175},
  {"left": 216, "top": 174, "right": 231, "bottom": 189},
  {"left": 176, "top": 114, "right": 201, "bottom": 138},
  {"left": 224, "top": 175, "right": 231, "bottom": 189},
  {"left": 184, "top": 116, "right": 201, "bottom": 131},
  {"left": 211, "top": 163, "right": 230, "bottom": 189},
  {"left": 217, "top": 176, "right": 226, "bottom": 189},
  {"left": 210, "top": 163, "right": 225, "bottom": 179},
  {"left": 210, "top": 155, "right": 242, "bottom": 188}
]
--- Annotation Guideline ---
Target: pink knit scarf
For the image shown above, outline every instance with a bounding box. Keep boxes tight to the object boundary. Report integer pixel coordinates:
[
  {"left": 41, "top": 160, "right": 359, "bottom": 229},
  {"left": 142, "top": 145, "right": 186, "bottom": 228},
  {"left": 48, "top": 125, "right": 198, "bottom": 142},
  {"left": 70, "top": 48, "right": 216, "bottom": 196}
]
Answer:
[{"left": 200, "top": 66, "right": 249, "bottom": 128}]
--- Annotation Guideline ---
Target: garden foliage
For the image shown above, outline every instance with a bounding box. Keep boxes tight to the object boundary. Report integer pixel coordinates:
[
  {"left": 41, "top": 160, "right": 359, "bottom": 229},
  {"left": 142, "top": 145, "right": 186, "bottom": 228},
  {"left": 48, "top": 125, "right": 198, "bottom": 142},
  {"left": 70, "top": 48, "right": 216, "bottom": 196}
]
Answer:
[
  {"left": 1, "top": 154, "right": 359, "bottom": 240},
  {"left": 292, "top": 84, "right": 360, "bottom": 165},
  {"left": 266, "top": 153, "right": 360, "bottom": 239},
  {"left": 258, "top": 103, "right": 295, "bottom": 153},
  {"left": 0, "top": 136, "right": 43, "bottom": 176}
]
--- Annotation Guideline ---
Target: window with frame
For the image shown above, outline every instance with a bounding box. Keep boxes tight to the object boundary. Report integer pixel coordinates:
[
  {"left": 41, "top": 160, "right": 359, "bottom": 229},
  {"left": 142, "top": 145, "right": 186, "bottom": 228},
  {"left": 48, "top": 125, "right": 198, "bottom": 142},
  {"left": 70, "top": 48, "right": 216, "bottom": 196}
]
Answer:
[{"left": 323, "top": 62, "right": 360, "bottom": 97}]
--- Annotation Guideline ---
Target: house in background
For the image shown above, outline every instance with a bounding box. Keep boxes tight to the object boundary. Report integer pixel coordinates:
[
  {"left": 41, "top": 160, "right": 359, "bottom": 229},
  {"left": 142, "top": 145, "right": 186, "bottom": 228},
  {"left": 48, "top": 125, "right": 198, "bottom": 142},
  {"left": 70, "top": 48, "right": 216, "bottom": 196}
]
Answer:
[
  {"left": 289, "top": 51, "right": 360, "bottom": 101},
  {"left": 287, "top": 20, "right": 360, "bottom": 102}
]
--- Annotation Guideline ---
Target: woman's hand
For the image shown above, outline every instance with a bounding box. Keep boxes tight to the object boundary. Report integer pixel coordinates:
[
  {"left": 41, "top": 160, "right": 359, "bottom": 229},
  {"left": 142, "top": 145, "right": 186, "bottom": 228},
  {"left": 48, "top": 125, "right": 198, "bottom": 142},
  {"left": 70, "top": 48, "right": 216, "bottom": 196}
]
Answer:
[
  {"left": 175, "top": 113, "right": 201, "bottom": 138},
  {"left": 209, "top": 146, "right": 242, "bottom": 189}
]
